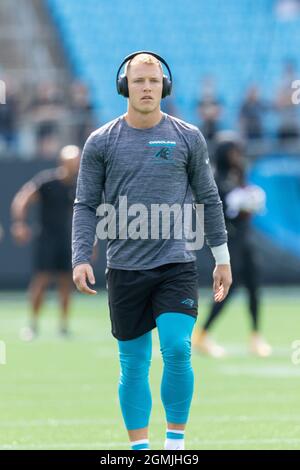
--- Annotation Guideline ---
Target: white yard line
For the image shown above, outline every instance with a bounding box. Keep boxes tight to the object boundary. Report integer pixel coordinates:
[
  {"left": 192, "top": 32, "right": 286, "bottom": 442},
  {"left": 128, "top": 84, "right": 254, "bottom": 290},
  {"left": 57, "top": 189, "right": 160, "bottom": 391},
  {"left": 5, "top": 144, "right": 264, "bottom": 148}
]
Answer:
[{"left": 0, "top": 437, "right": 300, "bottom": 450}]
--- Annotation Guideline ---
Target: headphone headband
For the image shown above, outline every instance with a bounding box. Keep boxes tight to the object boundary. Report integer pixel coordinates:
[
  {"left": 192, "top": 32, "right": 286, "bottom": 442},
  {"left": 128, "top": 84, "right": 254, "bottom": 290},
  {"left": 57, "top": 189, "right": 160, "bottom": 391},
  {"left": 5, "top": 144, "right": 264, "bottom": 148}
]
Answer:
[{"left": 116, "top": 50, "right": 172, "bottom": 98}]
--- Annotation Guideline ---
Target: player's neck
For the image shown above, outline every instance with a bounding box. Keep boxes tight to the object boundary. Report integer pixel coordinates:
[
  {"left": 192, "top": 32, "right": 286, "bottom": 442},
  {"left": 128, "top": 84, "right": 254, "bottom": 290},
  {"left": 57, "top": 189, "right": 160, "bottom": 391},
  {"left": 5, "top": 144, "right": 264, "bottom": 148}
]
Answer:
[
  {"left": 125, "top": 107, "right": 163, "bottom": 129},
  {"left": 58, "top": 167, "right": 74, "bottom": 185}
]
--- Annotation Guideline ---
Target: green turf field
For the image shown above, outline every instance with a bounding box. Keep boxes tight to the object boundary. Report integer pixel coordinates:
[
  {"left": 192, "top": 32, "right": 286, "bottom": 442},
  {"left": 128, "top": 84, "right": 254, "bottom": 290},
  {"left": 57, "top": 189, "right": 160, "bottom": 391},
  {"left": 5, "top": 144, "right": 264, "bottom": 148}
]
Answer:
[{"left": 0, "top": 288, "right": 300, "bottom": 450}]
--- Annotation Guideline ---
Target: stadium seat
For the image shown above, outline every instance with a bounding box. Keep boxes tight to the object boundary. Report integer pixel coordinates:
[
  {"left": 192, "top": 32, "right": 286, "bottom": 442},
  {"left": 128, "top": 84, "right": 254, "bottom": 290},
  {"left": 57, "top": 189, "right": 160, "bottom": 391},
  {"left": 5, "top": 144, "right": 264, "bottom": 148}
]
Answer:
[{"left": 47, "top": 0, "right": 300, "bottom": 129}]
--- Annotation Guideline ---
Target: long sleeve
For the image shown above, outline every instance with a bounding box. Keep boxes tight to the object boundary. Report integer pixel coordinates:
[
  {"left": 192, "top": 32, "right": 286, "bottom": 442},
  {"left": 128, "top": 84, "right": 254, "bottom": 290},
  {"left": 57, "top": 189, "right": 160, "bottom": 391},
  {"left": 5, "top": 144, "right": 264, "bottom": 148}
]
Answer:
[
  {"left": 72, "top": 133, "right": 105, "bottom": 268},
  {"left": 187, "top": 130, "right": 227, "bottom": 247}
]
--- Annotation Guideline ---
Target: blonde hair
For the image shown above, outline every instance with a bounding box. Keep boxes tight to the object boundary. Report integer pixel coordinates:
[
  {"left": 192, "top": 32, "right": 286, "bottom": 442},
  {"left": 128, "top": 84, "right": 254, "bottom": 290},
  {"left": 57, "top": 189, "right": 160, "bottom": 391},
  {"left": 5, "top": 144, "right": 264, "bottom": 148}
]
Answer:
[{"left": 125, "top": 53, "right": 163, "bottom": 76}]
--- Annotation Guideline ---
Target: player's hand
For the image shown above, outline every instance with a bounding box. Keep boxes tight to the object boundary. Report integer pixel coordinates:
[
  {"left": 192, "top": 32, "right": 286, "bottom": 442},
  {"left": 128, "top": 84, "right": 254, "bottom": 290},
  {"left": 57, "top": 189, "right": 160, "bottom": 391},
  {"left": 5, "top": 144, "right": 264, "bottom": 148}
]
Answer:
[
  {"left": 73, "top": 263, "right": 97, "bottom": 295},
  {"left": 213, "top": 264, "right": 232, "bottom": 303},
  {"left": 11, "top": 221, "right": 32, "bottom": 245}
]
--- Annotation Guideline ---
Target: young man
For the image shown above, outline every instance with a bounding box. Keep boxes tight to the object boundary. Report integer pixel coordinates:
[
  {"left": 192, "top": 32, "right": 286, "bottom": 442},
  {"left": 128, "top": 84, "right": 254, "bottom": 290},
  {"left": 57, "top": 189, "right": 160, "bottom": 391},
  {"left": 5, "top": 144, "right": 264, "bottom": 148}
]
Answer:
[
  {"left": 72, "top": 52, "right": 232, "bottom": 450},
  {"left": 11, "top": 145, "right": 80, "bottom": 340}
]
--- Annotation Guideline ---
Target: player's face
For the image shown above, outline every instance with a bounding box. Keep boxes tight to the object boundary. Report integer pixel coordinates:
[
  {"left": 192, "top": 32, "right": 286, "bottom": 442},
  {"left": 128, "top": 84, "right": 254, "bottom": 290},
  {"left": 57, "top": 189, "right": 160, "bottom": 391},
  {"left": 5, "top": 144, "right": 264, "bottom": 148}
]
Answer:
[{"left": 127, "top": 63, "right": 163, "bottom": 114}]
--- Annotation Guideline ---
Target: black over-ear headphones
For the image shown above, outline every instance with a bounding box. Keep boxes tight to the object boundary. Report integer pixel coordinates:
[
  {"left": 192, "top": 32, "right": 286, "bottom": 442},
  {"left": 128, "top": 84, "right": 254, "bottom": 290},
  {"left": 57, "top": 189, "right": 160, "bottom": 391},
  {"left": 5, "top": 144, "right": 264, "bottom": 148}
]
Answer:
[{"left": 116, "top": 51, "right": 172, "bottom": 99}]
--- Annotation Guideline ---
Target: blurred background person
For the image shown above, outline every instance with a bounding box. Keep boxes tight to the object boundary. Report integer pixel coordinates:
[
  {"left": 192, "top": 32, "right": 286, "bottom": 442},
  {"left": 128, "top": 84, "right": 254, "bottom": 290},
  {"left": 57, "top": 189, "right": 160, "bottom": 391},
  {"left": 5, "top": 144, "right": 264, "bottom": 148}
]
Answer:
[
  {"left": 239, "top": 85, "right": 268, "bottom": 141},
  {"left": 197, "top": 75, "right": 223, "bottom": 143},
  {"left": 192, "top": 133, "right": 272, "bottom": 358},
  {"left": 10, "top": 145, "right": 80, "bottom": 340},
  {"left": 69, "top": 80, "right": 95, "bottom": 148},
  {"left": 26, "top": 82, "right": 67, "bottom": 159}
]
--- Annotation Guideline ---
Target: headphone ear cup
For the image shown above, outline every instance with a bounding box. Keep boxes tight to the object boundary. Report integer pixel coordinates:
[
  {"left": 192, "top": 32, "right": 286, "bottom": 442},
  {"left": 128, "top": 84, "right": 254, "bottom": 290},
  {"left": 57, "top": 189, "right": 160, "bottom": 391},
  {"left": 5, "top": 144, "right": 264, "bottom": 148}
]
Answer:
[
  {"left": 162, "top": 75, "right": 172, "bottom": 99},
  {"left": 118, "top": 74, "right": 129, "bottom": 97}
]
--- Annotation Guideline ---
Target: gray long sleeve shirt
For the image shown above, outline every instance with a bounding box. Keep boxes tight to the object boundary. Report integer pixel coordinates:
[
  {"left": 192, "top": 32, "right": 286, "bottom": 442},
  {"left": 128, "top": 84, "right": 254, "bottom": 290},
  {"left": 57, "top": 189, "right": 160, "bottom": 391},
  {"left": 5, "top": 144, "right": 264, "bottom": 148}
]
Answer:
[{"left": 72, "top": 112, "right": 227, "bottom": 270}]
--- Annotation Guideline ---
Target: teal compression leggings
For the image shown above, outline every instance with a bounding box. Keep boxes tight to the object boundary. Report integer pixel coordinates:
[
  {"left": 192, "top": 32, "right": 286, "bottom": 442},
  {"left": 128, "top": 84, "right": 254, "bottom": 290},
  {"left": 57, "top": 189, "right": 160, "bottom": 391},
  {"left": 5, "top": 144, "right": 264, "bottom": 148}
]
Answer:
[{"left": 117, "top": 312, "right": 196, "bottom": 430}]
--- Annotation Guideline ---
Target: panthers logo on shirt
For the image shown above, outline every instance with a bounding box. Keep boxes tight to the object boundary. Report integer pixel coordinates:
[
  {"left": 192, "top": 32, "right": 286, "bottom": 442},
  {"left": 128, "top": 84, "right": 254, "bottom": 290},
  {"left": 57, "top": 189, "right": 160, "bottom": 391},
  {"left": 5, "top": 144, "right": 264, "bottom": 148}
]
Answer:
[
  {"left": 148, "top": 140, "right": 176, "bottom": 164},
  {"left": 155, "top": 147, "right": 171, "bottom": 160}
]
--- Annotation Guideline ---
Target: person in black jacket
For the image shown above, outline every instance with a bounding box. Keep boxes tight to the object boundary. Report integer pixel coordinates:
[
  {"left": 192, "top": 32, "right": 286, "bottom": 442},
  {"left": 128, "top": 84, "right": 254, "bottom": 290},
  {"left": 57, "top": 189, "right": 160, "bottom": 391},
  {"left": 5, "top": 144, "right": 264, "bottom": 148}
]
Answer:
[{"left": 192, "top": 134, "right": 272, "bottom": 357}]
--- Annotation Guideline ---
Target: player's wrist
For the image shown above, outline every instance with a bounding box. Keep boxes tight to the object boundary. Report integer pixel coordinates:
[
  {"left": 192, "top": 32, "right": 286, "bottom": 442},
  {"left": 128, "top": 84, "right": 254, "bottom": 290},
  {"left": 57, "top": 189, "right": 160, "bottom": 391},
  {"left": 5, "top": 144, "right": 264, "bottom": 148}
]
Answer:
[
  {"left": 210, "top": 243, "right": 230, "bottom": 265},
  {"left": 72, "top": 261, "right": 91, "bottom": 270}
]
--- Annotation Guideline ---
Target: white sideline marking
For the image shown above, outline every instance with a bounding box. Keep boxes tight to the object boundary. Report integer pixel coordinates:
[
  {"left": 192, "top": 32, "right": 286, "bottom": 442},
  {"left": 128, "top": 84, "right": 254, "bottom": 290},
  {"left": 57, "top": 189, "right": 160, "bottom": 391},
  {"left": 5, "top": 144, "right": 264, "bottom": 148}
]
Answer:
[{"left": 0, "top": 437, "right": 299, "bottom": 450}]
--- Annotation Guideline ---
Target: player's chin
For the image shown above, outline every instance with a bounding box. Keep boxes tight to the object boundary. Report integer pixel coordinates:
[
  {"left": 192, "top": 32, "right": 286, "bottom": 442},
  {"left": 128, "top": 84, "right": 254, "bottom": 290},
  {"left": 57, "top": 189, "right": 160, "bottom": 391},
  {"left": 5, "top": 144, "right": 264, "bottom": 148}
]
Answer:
[{"left": 138, "top": 101, "right": 157, "bottom": 112}]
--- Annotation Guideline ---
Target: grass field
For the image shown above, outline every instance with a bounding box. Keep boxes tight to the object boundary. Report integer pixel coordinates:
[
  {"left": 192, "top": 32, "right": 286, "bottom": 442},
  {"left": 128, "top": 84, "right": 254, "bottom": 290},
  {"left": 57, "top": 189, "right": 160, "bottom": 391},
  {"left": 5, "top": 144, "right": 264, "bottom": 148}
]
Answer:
[{"left": 0, "top": 288, "right": 300, "bottom": 450}]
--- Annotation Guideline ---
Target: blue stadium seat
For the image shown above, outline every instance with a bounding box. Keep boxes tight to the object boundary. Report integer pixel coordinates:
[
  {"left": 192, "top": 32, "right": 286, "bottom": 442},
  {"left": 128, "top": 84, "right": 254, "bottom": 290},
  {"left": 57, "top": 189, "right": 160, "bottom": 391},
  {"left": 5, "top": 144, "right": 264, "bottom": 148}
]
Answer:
[{"left": 47, "top": 0, "right": 300, "bottom": 129}]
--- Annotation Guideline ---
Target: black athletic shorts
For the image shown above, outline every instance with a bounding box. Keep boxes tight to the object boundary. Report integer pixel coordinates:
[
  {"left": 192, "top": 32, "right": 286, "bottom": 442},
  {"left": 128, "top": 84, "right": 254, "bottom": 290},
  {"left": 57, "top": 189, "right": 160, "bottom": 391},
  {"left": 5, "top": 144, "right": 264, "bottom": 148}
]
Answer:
[
  {"left": 105, "top": 261, "right": 199, "bottom": 341},
  {"left": 34, "top": 233, "right": 71, "bottom": 273}
]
